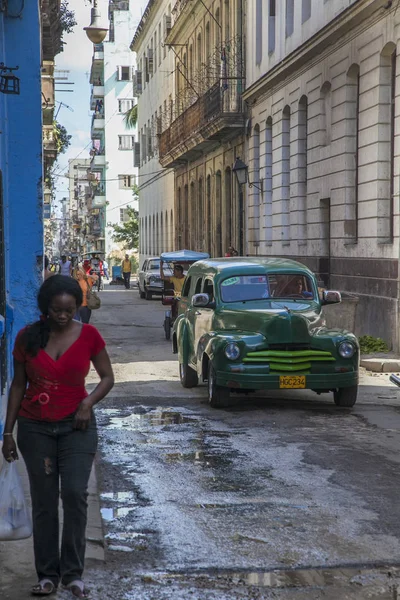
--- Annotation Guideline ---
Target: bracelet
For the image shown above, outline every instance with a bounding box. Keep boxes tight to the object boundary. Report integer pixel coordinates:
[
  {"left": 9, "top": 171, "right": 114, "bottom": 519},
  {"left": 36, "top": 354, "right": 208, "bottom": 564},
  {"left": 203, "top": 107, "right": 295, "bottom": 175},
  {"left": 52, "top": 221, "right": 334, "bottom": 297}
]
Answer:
[{"left": 3, "top": 433, "right": 13, "bottom": 436}]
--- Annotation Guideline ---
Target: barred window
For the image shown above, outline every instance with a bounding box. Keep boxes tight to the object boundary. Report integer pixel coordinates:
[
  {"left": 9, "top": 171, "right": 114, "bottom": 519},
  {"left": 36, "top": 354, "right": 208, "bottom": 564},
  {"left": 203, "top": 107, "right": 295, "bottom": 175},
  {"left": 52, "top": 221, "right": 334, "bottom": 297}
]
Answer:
[
  {"left": 119, "top": 174, "right": 136, "bottom": 189},
  {"left": 118, "top": 99, "right": 134, "bottom": 113},
  {"left": 118, "top": 135, "right": 135, "bottom": 150},
  {"left": 120, "top": 208, "right": 130, "bottom": 222}
]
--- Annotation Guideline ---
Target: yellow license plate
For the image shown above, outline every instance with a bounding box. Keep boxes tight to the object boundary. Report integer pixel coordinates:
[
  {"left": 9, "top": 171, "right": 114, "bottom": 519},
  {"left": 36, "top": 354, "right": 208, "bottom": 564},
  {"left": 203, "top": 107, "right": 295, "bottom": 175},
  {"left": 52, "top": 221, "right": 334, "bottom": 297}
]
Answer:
[{"left": 279, "top": 375, "right": 306, "bottom": 389}]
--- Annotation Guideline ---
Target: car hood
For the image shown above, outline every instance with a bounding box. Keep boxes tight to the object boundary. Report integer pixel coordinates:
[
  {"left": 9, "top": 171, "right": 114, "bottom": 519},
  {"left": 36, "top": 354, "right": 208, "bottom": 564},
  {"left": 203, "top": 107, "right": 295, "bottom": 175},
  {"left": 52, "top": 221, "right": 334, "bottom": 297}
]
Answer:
[{"left": 214, "top": 302, "right": 323, "bottom": 344}]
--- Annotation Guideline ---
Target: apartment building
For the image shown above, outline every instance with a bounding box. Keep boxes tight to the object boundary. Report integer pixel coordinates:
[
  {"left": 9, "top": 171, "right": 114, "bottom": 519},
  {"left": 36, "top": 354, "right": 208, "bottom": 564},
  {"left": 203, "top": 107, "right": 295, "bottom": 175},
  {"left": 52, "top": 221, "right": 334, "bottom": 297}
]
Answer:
[
  {"left": 130, "top": 0, "right": 176, "bottom": 262},
  {"left": 156, "top": 0, "right": 246, "bottom": 256},
  {"left": 243, "top": 0, "right": 399, "bottom": 348},
  {"left": 88, "top": 0, "right": 143, "bottom": 255},
  {"left": 66, "top": 159, "right": 92, "bottom": 255}
]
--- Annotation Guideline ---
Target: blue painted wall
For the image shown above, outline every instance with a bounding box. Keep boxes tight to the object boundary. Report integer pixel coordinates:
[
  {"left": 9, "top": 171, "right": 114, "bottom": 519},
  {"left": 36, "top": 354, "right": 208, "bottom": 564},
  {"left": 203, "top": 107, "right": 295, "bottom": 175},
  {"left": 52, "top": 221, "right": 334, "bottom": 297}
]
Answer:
[{"left": 0, "top": 1, "right": 43, "bottom": 431}]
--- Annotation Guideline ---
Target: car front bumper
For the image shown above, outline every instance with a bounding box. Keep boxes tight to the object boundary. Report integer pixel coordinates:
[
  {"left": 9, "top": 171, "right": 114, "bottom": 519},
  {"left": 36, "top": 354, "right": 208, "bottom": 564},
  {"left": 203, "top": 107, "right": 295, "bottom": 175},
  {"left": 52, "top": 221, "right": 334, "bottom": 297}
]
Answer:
[{"left": 215, "top": 369, "right": 358, "bottom": 390}]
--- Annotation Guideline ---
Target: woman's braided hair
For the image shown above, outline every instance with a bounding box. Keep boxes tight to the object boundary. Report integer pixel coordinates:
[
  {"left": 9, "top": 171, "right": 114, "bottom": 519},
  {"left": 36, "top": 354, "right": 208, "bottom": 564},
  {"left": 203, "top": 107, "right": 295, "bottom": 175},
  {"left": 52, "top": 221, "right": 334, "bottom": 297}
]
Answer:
[{"left": 22, "top": 275, "right": 83, "bottom": 356}]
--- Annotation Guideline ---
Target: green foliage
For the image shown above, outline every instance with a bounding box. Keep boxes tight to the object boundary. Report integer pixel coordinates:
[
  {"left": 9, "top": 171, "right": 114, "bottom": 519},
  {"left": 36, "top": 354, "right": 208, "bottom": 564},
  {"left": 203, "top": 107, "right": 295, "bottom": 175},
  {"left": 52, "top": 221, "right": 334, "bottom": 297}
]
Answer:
[
  {"left": 53, "top": 121, "right": 72, "bottom": 154},
  {"left": 108, "top": 206, "right": 139, "bottom": 250},
  {"left": 359, "top": 335, "right": 389, "bottom": 354},
  {"left": 60, "top": 1, "right": 77, "bottom": 35},
  {"left": 124, "top": 104, "right": 138, "bottom": 129}
]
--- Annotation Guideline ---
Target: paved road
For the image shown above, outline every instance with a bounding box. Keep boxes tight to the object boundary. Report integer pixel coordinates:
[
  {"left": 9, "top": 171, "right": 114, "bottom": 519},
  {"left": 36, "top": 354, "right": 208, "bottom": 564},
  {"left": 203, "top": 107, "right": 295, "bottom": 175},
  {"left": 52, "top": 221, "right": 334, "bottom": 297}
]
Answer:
[{"left": 49, "top": 286, "right": 400, "bottom": 598}]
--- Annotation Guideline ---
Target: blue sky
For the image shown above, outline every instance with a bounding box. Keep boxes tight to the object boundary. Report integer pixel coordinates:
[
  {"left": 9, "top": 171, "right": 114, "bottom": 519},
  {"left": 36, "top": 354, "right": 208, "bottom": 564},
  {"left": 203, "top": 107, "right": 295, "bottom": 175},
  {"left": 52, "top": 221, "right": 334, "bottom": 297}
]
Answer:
[{"left": 53, "top": 0, "right": 109, "bottom": 209}]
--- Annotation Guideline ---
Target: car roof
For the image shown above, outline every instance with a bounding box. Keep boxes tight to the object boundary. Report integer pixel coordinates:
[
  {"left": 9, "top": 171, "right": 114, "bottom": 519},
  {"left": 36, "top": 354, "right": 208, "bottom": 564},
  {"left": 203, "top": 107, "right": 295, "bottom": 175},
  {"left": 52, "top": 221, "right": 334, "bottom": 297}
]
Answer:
[{"left": 186, "top": 257, "right": 315, "bottom": 277}]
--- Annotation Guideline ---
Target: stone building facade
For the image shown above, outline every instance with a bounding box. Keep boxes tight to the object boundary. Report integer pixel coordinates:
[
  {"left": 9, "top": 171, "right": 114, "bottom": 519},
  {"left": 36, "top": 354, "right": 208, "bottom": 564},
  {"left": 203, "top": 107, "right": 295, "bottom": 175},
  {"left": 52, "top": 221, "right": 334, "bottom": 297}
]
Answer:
[
  {"left": 243, "top": 0, "right": 399, "bottom": 348},
  {"left": 156, "top": 0, "right": 246, "bottom": 257},
  {"left": 131, "top": 0, "right": 176, "bottom": 262}
]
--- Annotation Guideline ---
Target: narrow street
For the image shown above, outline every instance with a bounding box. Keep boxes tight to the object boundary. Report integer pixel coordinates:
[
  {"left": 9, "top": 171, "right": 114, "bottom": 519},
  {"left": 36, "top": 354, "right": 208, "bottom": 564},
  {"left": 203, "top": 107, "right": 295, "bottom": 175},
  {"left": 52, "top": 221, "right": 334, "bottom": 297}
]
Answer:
[{"left": 80, "top": 285, "right": 400, "bottom": 599}]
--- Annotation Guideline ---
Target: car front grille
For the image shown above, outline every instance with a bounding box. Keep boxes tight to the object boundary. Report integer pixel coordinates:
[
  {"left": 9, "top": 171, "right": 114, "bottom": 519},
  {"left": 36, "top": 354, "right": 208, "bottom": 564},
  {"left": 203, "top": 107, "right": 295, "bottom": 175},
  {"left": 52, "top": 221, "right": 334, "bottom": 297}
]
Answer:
[{"left": 243, "top": 348, "right": 335, "bottom": 374}]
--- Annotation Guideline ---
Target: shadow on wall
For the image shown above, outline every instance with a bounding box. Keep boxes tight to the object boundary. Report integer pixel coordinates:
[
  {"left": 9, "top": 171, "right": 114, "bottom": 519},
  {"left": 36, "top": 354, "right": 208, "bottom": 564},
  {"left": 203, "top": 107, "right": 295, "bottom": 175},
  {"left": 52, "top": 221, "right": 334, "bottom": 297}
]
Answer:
[{"left": 322, "top": 293, "right": 396, "bottom": 351}]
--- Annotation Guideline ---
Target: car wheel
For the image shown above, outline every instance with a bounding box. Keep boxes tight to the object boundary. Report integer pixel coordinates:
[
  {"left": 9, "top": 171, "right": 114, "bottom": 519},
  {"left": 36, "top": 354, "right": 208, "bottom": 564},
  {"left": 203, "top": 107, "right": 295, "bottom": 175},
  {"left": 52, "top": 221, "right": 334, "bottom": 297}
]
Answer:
[
  {"left": 208, "top": 363, "right": 231, "bottom": 408},
  {"left": 164, "top": 316, "right": 171, "bottom": 340},
  {"left": 138, "top": 283, "right": 145, "bottom": 299},
  {"left": 144, "top": 285, "right": 152, "bottom": 300},
  {"left": 179, "top": 363, "right": 198, "bottom": 388},
  {"left": 333, "top": 385, "right": 358, "bottom": 408}
]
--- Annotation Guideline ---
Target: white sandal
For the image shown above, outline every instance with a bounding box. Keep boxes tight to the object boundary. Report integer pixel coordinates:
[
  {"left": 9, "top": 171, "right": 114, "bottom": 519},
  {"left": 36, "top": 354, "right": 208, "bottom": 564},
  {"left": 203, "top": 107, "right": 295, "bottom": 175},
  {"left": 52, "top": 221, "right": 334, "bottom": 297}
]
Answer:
[
  {"left": 63, "top": 580, "right": 90, "bottom": 598},
  {"left": 31, "top": 579, "right": 56, "bottom": 596}
]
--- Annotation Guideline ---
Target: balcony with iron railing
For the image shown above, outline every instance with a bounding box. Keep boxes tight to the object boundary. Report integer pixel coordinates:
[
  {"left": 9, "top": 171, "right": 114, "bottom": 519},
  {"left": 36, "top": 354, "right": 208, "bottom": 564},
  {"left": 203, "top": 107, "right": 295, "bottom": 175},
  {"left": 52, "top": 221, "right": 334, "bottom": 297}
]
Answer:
[
  {"left": 159, "top": 37, "right": 245, "bottom": 168},
  {"left": 159, "top": 81, "right": 244, "bottom": 168}
]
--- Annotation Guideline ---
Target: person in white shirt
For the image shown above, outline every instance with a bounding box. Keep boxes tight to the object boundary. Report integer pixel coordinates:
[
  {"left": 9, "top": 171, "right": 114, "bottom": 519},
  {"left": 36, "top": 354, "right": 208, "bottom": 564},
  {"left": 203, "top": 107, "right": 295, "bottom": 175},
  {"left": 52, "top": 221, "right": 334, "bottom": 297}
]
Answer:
[
  {"left": 102, "top": 259, "right": 109, "bottom": 281},
  {"left": 59, "top": 255, "right": 72, "bottom": 277}
]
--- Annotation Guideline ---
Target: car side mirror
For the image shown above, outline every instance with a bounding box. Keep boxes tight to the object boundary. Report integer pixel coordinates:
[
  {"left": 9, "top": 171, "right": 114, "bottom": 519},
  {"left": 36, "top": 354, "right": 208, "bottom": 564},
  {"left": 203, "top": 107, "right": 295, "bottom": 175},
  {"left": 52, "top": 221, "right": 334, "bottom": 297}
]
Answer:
[
  {"left": 322, "top": 290, "right": 341, "bottom": 305},
  {"left": 192, "top": 293, "right": 212, "bottom": 307}
]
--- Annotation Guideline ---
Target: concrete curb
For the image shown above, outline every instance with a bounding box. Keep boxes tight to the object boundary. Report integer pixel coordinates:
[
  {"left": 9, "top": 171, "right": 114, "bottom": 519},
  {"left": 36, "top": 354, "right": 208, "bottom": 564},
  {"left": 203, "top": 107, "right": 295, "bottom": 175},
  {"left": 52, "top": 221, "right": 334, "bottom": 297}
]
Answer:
[{"left": 360, "top": 357, "right": 400, "bottom": 373}]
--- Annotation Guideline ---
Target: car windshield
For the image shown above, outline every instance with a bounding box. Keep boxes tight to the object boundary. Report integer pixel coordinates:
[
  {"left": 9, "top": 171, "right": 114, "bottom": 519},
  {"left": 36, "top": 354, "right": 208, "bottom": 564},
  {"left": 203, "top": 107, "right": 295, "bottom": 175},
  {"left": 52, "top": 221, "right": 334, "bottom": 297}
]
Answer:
[
  {"left": 148, "top": 260, "right": 160, "bottom": 270},
  {"left": 220, "top": 273, "right": 315, "bottom": 302}
]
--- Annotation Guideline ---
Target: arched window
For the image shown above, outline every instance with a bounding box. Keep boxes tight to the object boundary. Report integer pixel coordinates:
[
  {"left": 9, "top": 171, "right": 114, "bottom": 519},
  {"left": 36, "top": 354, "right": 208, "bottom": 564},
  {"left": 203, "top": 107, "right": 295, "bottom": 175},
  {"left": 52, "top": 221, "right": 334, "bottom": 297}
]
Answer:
[
  {"left": 264, "top": 117, "right": 273, "bottom": 245},
  {"left": 282, "top": 105, "right": 291, "bottom": 242},
  {"left": 198, "top": 178, "right": 204, "bottom": 249},
  {"left": 320, "top": 81, "right": 332, "bottom": 146},
  {"left": 190, "top": 181, "right": 196, "bottom": 248},
  {"left": 160, "top": 212, "right": 164, "bottom": 252},
  {"left": 197, "top": 33, "right": 202, "bottom": 72},
  {"left": 223, "top": 0, "right": 230, "bottom": 43},
  {"left": 206, "top": 175, "right": 212, "bottom": 253},
  {"left": 184, "top": 184, "right": 189, "bottom": 247},
  {"left": 224, "top": 168, "right": 232, "bottom": 251},
  {"left": 216, "top": 171, "right": 222, "bottom": 256},
  {"left": 250, "top": 124, "right": 260, "bottom": 248},
  {"left": 268, "top": 0, "right": 276, "bottom": 54},
  {"left": 170, "top": 209, "right": 174, "bottom": 249},
  {"left": 286, "top": 0, "right": 294, "bottom": 37},
  {"left": 378, "top": 43, "right": 396, "bottom": 242},
  {"left": 298, "top": 96, "right": 308, "bottom": 244},
  {"left": 215, "top": 7, "right": 221, "bottom": 49},
  {"left": 165, "top": 210, "right": 168, "bottom": 251},
  {"left": 346, "top": 64, "right": 360, "bottom": 242},
  {"left": 302, "top": 0, "right": 311, "bottom": 23},
  {"left": 256, "top": 0, "right": 262, "bottom": 64},
  {"left": 177, "top": 187, "right": 182, "bottom": 247}
]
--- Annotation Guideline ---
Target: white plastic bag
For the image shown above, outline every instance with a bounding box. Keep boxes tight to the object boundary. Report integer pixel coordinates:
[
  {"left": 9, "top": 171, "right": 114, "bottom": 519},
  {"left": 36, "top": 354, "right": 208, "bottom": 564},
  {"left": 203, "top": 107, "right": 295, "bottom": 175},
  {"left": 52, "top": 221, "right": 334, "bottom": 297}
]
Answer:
[{"left": 0, "top": 460, "right": 32, "bottom": 540}]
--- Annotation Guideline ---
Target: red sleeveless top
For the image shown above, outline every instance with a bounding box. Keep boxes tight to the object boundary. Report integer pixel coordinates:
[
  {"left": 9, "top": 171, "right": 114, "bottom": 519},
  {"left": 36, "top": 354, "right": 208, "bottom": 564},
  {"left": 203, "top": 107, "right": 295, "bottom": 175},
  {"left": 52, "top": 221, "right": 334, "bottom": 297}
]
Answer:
[{"left": 13, "top": 323, "right": 105, "bottom": 421}]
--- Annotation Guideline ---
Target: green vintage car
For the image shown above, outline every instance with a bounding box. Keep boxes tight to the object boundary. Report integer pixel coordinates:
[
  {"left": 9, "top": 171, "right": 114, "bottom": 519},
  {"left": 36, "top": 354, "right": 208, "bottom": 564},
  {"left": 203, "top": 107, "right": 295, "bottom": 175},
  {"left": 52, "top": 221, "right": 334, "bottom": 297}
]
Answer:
[{"left": 172, "top": 257, "right": 359, "bottom": 408}]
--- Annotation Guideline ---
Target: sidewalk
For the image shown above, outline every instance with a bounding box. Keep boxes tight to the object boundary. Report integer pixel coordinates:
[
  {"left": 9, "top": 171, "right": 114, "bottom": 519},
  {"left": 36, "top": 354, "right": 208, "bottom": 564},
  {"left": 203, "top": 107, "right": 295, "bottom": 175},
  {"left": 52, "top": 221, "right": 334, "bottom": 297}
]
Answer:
[
  {"left": 0, "top": 450, "right": 104, "bottom": 599},
  {"left": 361, "top": 354, "right": 400, "bottom": 373}
]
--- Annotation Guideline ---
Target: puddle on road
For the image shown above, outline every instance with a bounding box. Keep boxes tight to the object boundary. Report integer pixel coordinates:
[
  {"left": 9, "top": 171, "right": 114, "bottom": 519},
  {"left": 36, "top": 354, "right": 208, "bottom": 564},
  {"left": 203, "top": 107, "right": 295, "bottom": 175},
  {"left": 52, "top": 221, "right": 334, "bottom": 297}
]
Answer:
[
  {"left": 103, "top": 407, "right": 196, "bottom": 431},
  {"left": 151, "top": 566, "right": 400, "bottom": 590},
  {"left": 101, "top": 491, "right": 137, "bottom": 503},
  {"left": 101, "top": 506, "right": 136, "bottom": 521}
]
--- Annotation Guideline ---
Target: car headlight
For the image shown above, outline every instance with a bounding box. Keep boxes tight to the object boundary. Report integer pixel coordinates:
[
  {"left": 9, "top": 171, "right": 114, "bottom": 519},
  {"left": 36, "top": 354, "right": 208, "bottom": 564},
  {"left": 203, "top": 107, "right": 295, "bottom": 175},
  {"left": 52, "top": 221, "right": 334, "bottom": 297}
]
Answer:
[
  {"left": 338, "top": 341, "right": 355, "bottom": 358},
  {"left": 148, "top": 275, "right": 156, "bottom": 283},
  {"left": 225, "top": 342, "right": 240, "bottom": 360}
]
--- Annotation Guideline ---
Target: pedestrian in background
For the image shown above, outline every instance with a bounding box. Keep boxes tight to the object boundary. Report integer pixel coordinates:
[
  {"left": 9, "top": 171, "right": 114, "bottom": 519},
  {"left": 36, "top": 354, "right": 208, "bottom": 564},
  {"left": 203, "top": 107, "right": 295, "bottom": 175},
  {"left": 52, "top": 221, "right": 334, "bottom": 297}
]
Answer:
[
  {"left": 102, "top": 259, "right": 109, "bottom": 281},
  {"left": 44, "top": 255, "right": 54, "bottom": 280},
  {"left": 121, "top": 254, "right": 131, "bottom": 289},
  {"left": 1, "top": 275, "right": 114, "bottom": 598},
  {"left": 73, "top": 268, "right": 95, "bottom": 324},
  {"left": 59, "top": 255, "right": 72, "bottom": 277}
]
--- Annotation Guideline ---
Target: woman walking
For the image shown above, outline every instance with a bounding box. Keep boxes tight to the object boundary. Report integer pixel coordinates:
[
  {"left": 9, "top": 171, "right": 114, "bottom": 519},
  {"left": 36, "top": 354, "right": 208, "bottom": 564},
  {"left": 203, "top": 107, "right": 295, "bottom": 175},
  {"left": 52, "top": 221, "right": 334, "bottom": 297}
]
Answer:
[
  {"left": 73, "top": 268, "right": 95, "bottom": 324},
  {"left": 1, "top": 275, "right": 114, "bottom": 597}
]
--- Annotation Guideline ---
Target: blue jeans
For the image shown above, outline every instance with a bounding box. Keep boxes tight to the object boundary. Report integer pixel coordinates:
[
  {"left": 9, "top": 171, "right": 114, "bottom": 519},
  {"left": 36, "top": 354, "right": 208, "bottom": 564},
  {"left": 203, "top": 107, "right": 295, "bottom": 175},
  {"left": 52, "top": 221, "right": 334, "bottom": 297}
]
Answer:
[{"left": 17, "top": 414, "right": 98, "bottom": 587}]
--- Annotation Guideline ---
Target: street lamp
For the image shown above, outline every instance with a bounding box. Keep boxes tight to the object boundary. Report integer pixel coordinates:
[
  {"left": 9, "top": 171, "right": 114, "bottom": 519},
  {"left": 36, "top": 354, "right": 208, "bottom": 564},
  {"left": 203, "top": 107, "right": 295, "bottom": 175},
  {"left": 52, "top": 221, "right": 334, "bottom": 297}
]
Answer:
[
  {"left": 84, "top": 0, "right": 108, "bottom": 44},
  {"left": 232, "top": 157, "right": 263, "bottom": 192}
]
